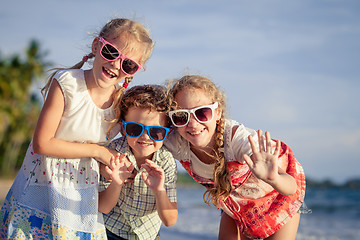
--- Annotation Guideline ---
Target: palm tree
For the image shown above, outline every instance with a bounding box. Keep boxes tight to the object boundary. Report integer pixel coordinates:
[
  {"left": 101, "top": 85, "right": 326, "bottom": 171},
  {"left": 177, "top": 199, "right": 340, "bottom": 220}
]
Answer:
[{"left": 0, "top": 40, "right": 49, "bottom": 177}]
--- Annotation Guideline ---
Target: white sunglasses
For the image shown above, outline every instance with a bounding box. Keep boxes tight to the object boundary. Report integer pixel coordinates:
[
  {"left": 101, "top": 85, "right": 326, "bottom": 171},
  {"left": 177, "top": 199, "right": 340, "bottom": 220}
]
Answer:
[{"left": 169, "top": 102, "right": 218, "bottom": 127}]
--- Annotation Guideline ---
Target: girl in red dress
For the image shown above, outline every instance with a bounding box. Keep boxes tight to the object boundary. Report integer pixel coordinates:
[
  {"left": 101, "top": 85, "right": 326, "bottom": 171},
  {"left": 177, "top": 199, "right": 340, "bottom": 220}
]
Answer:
[{"left": 165, "top": 75, "right": 306, "bottom": 239}]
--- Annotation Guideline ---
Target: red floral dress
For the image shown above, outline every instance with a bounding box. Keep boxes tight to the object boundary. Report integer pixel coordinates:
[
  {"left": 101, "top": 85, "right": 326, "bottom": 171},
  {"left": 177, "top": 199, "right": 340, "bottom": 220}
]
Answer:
[{"left": 166, "top": 119, "right": 306, "bottom": 239}]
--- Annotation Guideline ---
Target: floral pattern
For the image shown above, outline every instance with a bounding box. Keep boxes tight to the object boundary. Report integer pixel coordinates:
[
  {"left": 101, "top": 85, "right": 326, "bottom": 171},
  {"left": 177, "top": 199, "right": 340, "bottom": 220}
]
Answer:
[
  {"left": 180, "top": 140, "right": 306, "bottom": 239},
  {"left": 0, "top": 192, "right": 106, "bottom": 239}
]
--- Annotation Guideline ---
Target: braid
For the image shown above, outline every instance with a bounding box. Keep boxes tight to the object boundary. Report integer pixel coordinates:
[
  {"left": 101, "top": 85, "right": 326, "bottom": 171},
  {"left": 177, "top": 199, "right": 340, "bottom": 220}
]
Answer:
[
  {"left": 203, "top": 115, "right": 232, "bottom": 207},
  {"left": 41, "top": 53, "right": 95, "bottom": 99},
  {"left": 107, "top": 76, "right": 133, "bottom": 137}
]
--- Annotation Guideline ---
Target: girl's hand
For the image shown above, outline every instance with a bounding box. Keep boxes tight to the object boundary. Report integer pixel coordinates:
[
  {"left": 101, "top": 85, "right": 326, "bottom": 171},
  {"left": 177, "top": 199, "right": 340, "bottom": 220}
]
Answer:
[
  {"left": 141, "top": 159, "right": 165, "bottom": 192},
  {"left": 95, "top": 147, "right": 119, "bottom": 166},
  {"left": 243, "top": 130, "right": 281, "bottom": 184},
  {"left": 104, "top": 153, "right": 135, "bottom": 186}
]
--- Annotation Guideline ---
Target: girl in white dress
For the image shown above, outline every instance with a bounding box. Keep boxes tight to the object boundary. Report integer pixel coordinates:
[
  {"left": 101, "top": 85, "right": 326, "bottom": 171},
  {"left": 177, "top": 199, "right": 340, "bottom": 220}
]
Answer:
[{"left": 0, "top": 18, "right": 154, "bottom": 239}]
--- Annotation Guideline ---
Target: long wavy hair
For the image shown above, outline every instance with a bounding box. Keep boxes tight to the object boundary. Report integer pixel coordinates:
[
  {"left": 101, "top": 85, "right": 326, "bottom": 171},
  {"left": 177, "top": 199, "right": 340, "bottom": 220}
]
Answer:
[
  {"left": 41, "top": 18, "right": 154, "bottom": 138},
  {"left": 169, "top": 75, "right": 232, "bottom": 207}
]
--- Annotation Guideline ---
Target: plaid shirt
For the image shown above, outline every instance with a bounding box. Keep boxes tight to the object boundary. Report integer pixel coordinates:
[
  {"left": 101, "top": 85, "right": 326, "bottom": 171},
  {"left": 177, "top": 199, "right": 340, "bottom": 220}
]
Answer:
[{"left": 99, "top": 137, "right": 177, "bottom": 240}]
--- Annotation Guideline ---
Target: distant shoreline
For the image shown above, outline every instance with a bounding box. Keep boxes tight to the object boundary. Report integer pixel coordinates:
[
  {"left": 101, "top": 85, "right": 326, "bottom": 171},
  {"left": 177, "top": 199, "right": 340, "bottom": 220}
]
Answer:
[{"left": 177, "top": 173, "right": 360, "bottom": 189}]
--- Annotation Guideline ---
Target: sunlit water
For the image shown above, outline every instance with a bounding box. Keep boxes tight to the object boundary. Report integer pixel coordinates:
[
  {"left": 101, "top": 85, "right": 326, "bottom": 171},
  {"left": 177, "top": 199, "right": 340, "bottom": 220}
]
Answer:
[{"left": 160, "top": 186, "right": 360, "bottom": 240}]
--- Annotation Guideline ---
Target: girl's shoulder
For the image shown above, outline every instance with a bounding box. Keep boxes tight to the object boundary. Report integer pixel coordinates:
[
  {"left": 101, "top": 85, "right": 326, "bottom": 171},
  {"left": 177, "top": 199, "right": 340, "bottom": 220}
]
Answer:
[
  {"left": 53, "top": 69, "right": 86, "bottom": 99},
  {"left": 53, "top": 69, "right": 84, "bottom": 85},
  {"left": 224, "top": 119, "right": 257, "bottom": 141},
  {"left": 224, "top": 119, "right": 258, "bottom": 162},
  {"left": 164, "top": 131, "right": 190, "bottom": 160}
]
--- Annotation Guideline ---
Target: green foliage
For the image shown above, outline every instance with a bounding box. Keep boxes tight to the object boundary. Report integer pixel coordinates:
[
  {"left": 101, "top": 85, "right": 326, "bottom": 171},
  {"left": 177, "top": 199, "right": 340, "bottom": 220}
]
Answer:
[
  {"left": 306, "top": 177, "right": 360, "bottom": 189},
  {"left": 0, "top": 40, "right": 49, "bottom": 177},
  {"left": 343, "top": 179, "right": 360, "bottom": 189},
  {"left": 177, "top": 172, "right": 198, "bottom": 186}
]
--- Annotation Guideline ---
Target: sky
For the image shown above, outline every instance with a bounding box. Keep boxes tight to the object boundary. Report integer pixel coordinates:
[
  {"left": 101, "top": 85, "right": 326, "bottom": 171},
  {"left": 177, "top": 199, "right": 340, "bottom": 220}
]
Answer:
[{"left": 1, "top": 0, "right": 360, "bottom": 184}]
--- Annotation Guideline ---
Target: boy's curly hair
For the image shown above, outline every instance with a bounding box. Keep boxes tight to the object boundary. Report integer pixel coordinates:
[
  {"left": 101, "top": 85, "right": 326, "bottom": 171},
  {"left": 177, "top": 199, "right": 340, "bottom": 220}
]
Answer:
[{"left": 107, "top": 84, "right": 171, "bottom": 135}]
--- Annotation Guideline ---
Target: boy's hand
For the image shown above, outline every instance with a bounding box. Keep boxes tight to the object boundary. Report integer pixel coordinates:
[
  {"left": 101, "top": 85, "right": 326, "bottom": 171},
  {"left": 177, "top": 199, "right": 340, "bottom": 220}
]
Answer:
[
  {"left": 141, "top": 159, "right": 165, "bottom": 192},
  {"left": 243, "top": 130, "right": 281, "bottom": 184},
  {"left": 105, "top": 153, "right": 135, "bottom": 186}
]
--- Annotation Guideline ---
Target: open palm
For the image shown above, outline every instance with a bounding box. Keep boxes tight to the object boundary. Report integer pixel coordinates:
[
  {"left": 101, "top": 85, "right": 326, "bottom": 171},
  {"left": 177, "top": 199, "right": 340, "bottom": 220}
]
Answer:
[
  {"left": 105, "top": 153, "right": 135, "bottom": 185},
  {"left": 243, "top": 130, "right": 281, "bottom": 183}
]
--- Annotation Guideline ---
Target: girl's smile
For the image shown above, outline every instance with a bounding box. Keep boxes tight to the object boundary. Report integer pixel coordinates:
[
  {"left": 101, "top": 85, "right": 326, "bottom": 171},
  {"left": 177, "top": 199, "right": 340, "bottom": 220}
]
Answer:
[{"left": 103, "top": 66, "right": 118, "bottom": 79}]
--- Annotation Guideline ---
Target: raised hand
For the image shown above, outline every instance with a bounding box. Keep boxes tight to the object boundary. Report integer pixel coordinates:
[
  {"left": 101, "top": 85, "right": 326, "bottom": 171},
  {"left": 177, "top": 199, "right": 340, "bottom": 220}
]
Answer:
[
  {"left": 243, "top": 130, "right": 281, "bottom": 184},
  {"left": 104, "top": 153, "right": 135, "bottom": 186},
  {"left": 141, "top": 159, "right": 165, "bottom": 192}
]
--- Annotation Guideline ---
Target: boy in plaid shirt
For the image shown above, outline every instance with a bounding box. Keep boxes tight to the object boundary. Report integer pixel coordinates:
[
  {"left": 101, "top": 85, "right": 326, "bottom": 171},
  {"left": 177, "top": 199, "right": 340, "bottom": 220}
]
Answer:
[{"left": 99, "top": 85, "right": 177, "bottom": 240}]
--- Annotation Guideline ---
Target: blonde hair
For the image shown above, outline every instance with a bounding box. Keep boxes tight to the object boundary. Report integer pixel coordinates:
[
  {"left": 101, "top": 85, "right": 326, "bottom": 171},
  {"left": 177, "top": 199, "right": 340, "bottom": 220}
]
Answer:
[
  {"left": 41, "top": 18, "right": 154, "bottom": 133},
  {"left": 169, "top": 75, "right": 232, "bottom": 207},
  {"left": 108, "top": 84, "right": 171, "bottom": 135}
]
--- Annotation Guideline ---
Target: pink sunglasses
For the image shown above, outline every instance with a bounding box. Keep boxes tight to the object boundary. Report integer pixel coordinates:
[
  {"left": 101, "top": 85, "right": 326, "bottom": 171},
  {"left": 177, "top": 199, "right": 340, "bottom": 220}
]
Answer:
[{"left": 98, "top": 37, "right": 143, "bottom": 76}]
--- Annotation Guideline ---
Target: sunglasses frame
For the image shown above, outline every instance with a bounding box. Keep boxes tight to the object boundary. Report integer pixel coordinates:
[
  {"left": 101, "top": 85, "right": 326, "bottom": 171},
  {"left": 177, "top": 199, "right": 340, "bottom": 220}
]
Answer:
[
  {"left": 122, "top": 120, "right": 171, "bottom": 142},
  {"left": 169, "top": 102, "right": 219, "bottom": 127},
  {"left": 98, "top": 37, "right": 143, "bottom": 76}
]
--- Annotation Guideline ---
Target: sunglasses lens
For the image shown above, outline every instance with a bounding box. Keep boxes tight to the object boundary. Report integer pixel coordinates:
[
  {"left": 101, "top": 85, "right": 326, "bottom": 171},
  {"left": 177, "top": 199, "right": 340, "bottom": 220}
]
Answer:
[
  {"left": 122, "top": 58, "right": 139, "bottom": 75},
  {"left": 195, "top": 107, "right": 213, "bottom": 122},
  {"left": 125, "top": 123, "right": 143, "bottom": 137},
  {"left": 102, "top": 44, "right": 119, "bottom": 60},
  {"left": 171, "top": 112, "right": 189, "bottom": 126},
  {"left": 149, "top": 127, "right": 167, "bottom": 141}
]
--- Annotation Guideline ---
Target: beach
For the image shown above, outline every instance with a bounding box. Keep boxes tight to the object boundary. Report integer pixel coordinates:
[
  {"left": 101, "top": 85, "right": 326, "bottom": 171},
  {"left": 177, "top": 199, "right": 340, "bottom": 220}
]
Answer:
[{"left": 0, "top": 179, "right": 13, "bottom": 206}]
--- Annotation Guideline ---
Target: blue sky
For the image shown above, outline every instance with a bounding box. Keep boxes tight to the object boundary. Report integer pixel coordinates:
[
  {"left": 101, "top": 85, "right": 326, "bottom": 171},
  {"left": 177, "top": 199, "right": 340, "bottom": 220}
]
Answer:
[{"left": 1, "top": 0, "right": 360, "bottom": 183}]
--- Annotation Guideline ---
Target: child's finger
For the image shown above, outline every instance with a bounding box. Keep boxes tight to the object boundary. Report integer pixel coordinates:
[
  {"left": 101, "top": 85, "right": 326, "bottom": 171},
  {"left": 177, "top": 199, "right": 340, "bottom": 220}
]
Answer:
[
  {"left": 117, "top": 153, "right": 132, "bottom": 168},
  {"left": 274, "top": 140, "right": 281, "bottom": 157},
  {"left": 141, "top": 163, "right": 151, "bottom": 173},
  {"left": 104, "top": 165, "right": 113, "bottom": 175},
  {"left": 114, "top": 153, "right": 121, "bottom": 165},
  {"left": 257, "top": 129, "right": 265, "bottom": 152},
  {"left": 110, "top": 156, "right": 116, "bottom": 169},
  {"left": 141, "top": 171, "right": 149, "bottom": 183},
  {"left": 265, "top": 131, "right": 272, "bottom": 153},
  {"left": 243, "top": 154, "right": 254, "bottom": 169},
  {"left": 127, "top": 164, "right": 135, "bottom": 173},
  {"left": 117, "top": 152, "right": 127, "bottom": 162},
  {"left": 248, "top": 135, "right": 258, "bottom": 154},
  {"left": 144, "top": 160, "right": 163, "bottom": 174},
  {"left": 144, "top": 159, "right": 160, "bottom": 169}
]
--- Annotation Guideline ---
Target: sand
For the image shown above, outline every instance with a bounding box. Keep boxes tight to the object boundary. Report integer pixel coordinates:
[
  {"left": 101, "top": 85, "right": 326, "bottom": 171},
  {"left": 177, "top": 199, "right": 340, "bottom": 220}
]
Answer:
[{"left": 0, "top": 179, "right": 13, "bottom": 206}]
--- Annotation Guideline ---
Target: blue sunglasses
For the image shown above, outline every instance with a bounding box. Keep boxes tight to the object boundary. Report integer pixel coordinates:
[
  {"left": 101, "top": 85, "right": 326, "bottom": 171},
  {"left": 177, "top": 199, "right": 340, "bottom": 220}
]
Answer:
[{"left": 122, "top": 120, "right": 170, "bottom": 141}]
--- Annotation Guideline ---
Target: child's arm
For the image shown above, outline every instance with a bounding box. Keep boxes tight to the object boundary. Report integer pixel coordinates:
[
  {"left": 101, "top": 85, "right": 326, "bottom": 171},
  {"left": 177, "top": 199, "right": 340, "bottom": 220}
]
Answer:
[
  {"left": 98, "top": 153, "right": 135, "bottom": 214},
  {"left": 243, "top": 130, "right": 297, "bottom": 195},
  {"left": 32, "top": 79, "right": 116, "bottom": 166},
  {"left": 141, "top": 159, "right": 178, "bottom": 227}
]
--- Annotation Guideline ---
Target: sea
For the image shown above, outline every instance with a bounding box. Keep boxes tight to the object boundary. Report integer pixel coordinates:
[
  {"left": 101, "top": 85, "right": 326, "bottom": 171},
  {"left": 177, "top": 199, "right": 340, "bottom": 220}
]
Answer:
[{"left": 160, "top": 186, "right": 360, "bottom": 240}]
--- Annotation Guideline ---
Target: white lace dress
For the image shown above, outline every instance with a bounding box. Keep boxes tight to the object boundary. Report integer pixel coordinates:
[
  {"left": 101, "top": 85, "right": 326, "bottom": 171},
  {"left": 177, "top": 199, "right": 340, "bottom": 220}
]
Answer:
[{"left": 0, "top": 69, "right": 114, "bottom": 239}]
